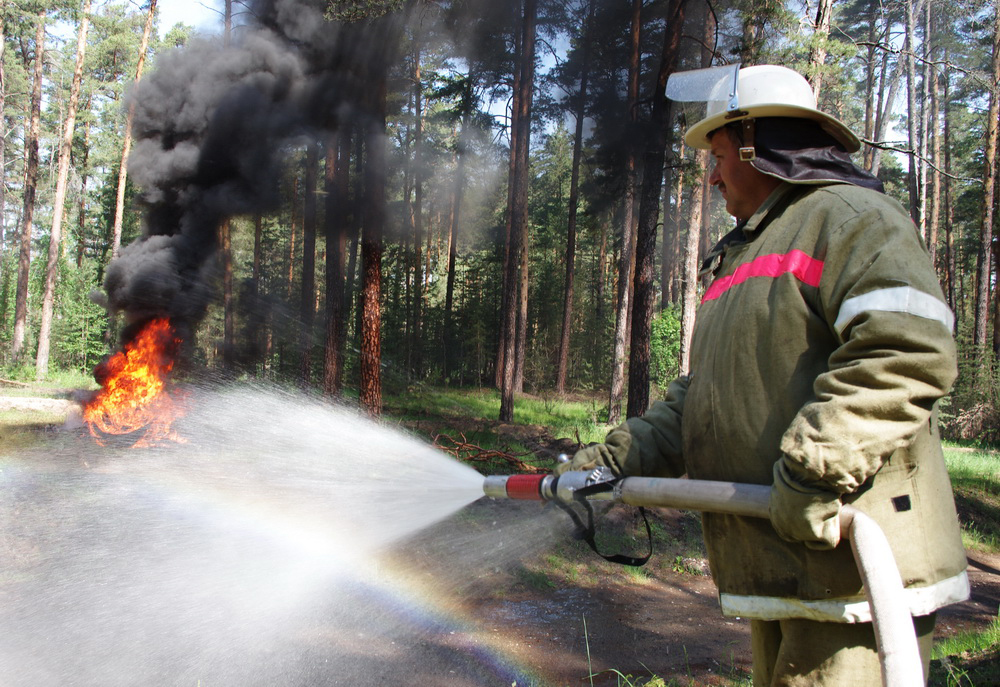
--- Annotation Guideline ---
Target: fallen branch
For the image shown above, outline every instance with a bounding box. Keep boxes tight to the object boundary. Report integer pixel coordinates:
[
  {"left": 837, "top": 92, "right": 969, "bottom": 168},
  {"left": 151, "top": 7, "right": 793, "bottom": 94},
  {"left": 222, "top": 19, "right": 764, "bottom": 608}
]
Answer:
[
  {"left": 0, "top": 378, "right": 32, "bottom": 388},
  {"left": 433, "top": 432, "right": 547, "bottom": 474}
]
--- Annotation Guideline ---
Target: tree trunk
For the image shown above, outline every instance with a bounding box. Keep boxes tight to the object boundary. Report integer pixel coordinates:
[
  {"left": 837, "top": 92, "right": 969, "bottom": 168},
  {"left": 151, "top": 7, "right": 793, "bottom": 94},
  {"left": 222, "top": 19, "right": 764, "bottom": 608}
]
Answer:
[
  {"left": 806, "top": 0, "right": 833, "bottom": 99},
  {"left": 976, "top": 10, "right": 1000, "bottom": 350},
  {"left": 219, "top": 0, "right": 235, "bottom": 371},
  {"left": 346, "top": 131, "right": 364, "bottom": 358},
  {"left": 300, "top": 143, "right": 319, "bottom": 383},
  {"left": 410, "top": 44, "right": 424, "bottom": 379},
  {"left": 871, "top": 13, "right": 903, "bottom": 178},
  {"left": 0, "top": 5, "right": 7, "bottom": 258},
  {"left": 903, "top": 0, "right": 922, "bottom": 230},
  {"left": 680, "top": 4, "right": 717, "bottom": 374},
  {"left": 496, "top": 133, "right": 517, "bottom": 388},
  {"left": 287, "top": 177, "right": 298, "bottom": 299},
  {"left": 12, "top": 11, "right": 46, "bottom": 363},
  {"left": 110, "top": 0, "right": 157, "bottom": 260},
  {"left": 76, "top": 118, "right": 91, "bottom": 268},
  {"left": 360, "top": 96, "right": 386, "bottom": 417},
  {"left": 927, "top": 19, "right": 941, "bottom": 269},
  {"left": 862, "top": 8, "right": 878, "bottom": 170},
  {"left": 986, "top": 8, "right": 1000, "bottom": 355},
  {"left": 496, "top": 2, "right": 523, "bottom": 392},
  {"left": 606, "top": 0, "right": 642, "bottom": 426},
  {"left": 514, "top": 229, "right": 529, "bottom": 393},
  {"left": 499, "top": 0, "right": 538, "bottom": 422},
  {"left": 323, "top": 130, "right": 349, "bottom": 396},
  {"left": 919, "top": 2, "right": 932, "bottom": 245},
  {"left": 663, "top": 139, "right": 686, "bottom": 307},
  {"left": 220, "top": 219, "right": 234, "bottom": 369},
  {"left": 680, "top": 151, "right": 710, "bottom": 374},
  {"left": 942, "top": 53, "right": 956, "bottom": 315},
  {"left": 556, "top": 0, "right": 594, "bottom": 395},
  {"left": 36, "top": 0, "right": 91, "bottom": 379},
  {"left": 249, "top": 213, "right": 264, "bottom": 370},
  {"left": 627, "top": 0, "right": 686, "bottom": 419},
  {"left": 444, "top": 93, "right": 470, "bottom": 383}
]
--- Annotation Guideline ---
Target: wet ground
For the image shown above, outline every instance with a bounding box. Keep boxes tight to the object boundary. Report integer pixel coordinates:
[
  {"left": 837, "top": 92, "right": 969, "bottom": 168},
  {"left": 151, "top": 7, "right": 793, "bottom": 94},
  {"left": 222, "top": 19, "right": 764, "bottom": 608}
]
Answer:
[{"left": 1, "top": 403, "right": 997, "bottom": 686}]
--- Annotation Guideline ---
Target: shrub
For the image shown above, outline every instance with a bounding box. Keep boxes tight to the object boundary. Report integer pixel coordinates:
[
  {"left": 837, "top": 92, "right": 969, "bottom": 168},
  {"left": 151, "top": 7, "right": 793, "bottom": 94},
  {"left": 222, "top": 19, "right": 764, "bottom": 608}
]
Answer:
[{"left": 650, "top": 307, "right": 681, "bottom": 391}]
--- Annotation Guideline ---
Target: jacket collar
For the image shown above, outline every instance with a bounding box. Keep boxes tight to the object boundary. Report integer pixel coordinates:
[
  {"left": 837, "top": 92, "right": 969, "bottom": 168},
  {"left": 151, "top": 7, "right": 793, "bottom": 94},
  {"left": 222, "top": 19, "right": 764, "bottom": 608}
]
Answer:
[
  {"left": 699, "top": 183, "right": 808, "bottom": 280},
  {"left": 740, "top": 182, "right": 798, "bottom": 238}
]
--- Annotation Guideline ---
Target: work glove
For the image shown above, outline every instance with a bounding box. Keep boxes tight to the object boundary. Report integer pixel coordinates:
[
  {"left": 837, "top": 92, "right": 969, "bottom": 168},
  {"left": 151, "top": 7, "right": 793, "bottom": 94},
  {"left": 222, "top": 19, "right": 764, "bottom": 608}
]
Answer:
[
  {"left": 554, "top": 424, "right": 632, "bottom": 476},
  {"left": 769, "top": 459, "right": 842, "bottom": 551}
]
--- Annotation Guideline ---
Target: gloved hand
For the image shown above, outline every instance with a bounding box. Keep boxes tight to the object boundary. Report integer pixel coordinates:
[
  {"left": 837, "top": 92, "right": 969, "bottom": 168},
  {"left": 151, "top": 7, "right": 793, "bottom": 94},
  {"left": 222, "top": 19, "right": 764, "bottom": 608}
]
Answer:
[
  {"left": 769, "top": 459, "right": 842, "bottom": 550},
  {"left": 554, "top": 424, "right": 632, "bottom": 476}
]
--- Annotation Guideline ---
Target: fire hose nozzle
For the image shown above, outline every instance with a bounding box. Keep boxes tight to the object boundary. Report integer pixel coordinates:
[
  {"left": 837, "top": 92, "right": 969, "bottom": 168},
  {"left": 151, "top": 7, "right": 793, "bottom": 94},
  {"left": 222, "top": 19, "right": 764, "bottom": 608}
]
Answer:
[
  {"left": 483, "top": 474, "right": 552, "bottom": 500},
  {"left": 482, "top": 467, "right": 617, "bottom": 503}
]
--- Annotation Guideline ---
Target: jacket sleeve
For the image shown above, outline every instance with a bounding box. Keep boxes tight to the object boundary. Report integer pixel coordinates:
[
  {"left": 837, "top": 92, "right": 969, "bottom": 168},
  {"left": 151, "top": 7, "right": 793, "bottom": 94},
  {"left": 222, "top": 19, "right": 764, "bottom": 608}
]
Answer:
[
  {"left": 615, "top": 375, "right": 689, "bottom": 477},
  {"left": 779, "top": 198, "right": 957, "bottom": 494}
]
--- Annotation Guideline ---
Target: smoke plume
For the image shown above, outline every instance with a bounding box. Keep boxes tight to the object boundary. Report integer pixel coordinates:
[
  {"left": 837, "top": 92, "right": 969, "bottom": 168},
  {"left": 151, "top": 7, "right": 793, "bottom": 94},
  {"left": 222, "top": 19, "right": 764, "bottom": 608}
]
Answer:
[{"left": 102, "top": 0, "right": 401, "bottom": 343}]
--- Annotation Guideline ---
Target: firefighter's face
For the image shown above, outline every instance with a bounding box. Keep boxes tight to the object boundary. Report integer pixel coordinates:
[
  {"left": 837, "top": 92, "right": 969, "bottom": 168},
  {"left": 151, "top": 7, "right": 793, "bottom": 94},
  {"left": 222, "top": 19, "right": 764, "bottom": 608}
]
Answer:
[{"left": 708, "top": 128, "right": 782, "bottom": 221}]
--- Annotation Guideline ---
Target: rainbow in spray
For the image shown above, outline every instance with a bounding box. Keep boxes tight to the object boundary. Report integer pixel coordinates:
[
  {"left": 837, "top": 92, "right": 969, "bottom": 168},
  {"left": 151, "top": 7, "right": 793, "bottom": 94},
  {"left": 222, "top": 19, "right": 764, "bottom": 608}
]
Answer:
[{"left": 0, "top": 386, "right": 565, "bottom": 686}]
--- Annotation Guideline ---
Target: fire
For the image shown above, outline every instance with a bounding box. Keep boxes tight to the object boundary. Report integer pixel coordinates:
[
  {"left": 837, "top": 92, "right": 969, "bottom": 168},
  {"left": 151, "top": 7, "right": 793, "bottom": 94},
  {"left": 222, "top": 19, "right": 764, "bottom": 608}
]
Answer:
[{"left": 83, "top": 317, "right": 187, "bottom": 448}]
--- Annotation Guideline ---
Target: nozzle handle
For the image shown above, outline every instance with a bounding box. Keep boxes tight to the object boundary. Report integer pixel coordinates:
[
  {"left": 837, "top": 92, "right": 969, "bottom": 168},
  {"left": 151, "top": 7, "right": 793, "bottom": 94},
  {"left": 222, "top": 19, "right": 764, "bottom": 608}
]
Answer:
[{"left": 483, "top": 474, "right": 552, "bottom": 501}]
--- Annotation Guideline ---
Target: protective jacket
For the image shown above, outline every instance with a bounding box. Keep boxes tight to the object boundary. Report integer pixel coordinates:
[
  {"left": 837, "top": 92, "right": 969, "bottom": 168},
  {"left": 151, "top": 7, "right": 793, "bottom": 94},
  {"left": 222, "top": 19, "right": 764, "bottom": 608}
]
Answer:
[{"left": 613, "top": 182, "right": 969, "bottom": 622}]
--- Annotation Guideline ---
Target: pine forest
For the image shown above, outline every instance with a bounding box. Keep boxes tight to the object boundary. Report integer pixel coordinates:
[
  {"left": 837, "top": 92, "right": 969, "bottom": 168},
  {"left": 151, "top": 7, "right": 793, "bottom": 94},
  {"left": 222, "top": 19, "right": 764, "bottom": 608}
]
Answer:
[{"left": 2, "top": 0, "right": 1000, "bottom": 441}]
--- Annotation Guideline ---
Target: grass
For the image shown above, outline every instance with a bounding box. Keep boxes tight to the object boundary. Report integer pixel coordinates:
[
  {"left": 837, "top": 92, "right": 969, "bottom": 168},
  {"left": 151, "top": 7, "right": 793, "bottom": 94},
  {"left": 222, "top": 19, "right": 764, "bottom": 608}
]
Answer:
[
  {"left": 0, "top": 409, "right": 69, "bottom": 453},
  {"left": 929, "top": 616, "right": 1000, "bottom": 687},
  {"left": 385, "top": 387, "right": 612, "bottom": 445},
  {"left": 0, "top": 374, "right": 93, "bottom": 454},
  {"left": 943, "top": 446, "right": 1000, "bottom": 553},
  {"left": 0, "top": 367, "right": 97, "bottom": 391}
]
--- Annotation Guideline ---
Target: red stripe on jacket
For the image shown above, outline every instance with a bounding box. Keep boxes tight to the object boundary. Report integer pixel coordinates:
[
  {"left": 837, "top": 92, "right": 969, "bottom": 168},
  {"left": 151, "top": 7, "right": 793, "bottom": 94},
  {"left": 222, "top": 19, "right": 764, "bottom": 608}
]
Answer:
[{"left": 702, "top": 249, "right": 824, "bottom": 304}]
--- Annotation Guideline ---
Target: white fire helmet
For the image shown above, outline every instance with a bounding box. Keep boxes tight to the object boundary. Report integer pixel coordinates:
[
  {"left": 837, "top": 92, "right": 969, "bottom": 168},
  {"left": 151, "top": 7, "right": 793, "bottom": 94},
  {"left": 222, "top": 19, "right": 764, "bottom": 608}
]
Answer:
[{"left": 674, "top": 64, "right": 861, "bottom": 154}]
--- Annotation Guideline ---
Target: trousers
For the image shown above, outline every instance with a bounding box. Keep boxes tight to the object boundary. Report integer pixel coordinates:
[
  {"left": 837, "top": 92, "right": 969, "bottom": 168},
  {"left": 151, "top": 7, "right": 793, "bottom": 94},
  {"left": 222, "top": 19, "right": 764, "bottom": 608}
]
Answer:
[{"left": 750, "top": 614, "right": 936, "bottom": 686}]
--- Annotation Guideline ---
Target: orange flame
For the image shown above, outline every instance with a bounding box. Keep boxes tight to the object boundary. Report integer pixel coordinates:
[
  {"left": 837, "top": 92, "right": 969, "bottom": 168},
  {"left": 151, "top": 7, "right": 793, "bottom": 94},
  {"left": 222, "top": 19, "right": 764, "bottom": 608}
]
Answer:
[{"left": 83, "top": 317, "right": 187, "bottom": 448}]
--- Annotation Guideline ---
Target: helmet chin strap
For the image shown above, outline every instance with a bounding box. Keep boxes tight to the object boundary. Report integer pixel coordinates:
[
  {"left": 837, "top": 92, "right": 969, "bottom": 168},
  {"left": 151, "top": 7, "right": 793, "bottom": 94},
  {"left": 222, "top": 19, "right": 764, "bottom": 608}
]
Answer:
[{"left": 739, "top": 118, "right": 756, "bottom": 161}]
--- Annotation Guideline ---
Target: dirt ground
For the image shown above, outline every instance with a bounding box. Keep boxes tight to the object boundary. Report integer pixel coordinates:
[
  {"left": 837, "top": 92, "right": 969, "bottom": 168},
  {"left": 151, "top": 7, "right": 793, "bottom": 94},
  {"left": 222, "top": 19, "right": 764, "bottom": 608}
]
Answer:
[
  {"left": 2, "top": 400, "right": 998, "bottom": 687},
  {"left": 454, "top": 519, "right": 1000, "bottom": 687},
  {"left": 463, "top": 511, "right": 759, "bottom": 686}
]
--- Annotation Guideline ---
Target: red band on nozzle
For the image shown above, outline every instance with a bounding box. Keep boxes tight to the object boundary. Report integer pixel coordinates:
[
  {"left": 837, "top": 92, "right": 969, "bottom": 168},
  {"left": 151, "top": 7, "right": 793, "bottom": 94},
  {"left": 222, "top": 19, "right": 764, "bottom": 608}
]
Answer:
[{"left": 504, "top": 474, "right": 546, "bottom": 500}]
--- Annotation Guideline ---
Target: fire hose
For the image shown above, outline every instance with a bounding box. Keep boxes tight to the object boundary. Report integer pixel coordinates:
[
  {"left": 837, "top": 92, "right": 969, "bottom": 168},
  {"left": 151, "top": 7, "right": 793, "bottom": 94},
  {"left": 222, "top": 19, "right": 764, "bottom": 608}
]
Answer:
[{"left": 483, "top": 468, "right": 925, "bottom": 687}]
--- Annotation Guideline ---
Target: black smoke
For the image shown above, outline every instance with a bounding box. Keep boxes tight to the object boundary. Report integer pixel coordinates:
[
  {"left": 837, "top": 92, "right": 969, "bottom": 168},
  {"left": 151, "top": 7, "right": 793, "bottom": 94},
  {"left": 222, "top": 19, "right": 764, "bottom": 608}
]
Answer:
[{"left": 102, "top": 0, "right": 404, "bottom": 345}]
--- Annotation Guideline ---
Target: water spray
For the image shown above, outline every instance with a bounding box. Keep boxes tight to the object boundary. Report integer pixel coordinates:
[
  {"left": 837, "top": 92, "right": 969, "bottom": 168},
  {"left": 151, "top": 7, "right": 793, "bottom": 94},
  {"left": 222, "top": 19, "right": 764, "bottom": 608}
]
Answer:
[{"left": 483, "top": 465, "right": 924, "bottom": 687}]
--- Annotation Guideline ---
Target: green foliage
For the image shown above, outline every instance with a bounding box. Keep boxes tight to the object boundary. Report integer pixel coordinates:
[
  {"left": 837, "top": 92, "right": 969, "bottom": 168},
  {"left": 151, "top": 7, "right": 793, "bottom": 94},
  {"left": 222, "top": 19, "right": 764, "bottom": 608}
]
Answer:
[
  {"left": 51, "top": 259, "right": 109, "bottom": 376},
  {"left": 943, "top": 447, "right": 1000, "bottom": 552},
  {"left": 95, "top": 164, "right": 142, "bottom": 268},
  {"left": 649, "top": 307, "right": 681, "bottom": 391},
  {"left": 943, "top": 344, "right": 1000, "bottom": 447},
  {"left": 325, "top": 0, "right": 407, "bottom": 23}
]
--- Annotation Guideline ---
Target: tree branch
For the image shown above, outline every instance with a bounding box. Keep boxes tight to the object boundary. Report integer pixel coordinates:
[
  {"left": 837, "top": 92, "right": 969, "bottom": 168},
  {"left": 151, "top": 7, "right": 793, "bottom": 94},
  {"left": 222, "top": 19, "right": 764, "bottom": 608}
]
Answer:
[
  {"left": 862, "top": 138, "right": 983, "bottom": 183},
  {"left": 851, "top": 40, "right": 989, "bottom": 87}
]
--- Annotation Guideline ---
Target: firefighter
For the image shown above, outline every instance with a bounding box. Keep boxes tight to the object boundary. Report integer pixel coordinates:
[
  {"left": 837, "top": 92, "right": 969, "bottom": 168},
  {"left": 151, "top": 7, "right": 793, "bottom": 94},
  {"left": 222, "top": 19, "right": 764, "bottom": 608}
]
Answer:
[{"left": 559, "top": 65, "right": 969, "bottom": 685}]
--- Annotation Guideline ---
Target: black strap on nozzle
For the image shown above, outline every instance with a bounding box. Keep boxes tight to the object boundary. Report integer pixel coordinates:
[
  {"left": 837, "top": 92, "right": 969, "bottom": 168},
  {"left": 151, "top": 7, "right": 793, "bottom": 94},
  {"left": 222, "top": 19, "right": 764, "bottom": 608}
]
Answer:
[{"left": 554, "top": 480, "right": 653, "bottom": 567}]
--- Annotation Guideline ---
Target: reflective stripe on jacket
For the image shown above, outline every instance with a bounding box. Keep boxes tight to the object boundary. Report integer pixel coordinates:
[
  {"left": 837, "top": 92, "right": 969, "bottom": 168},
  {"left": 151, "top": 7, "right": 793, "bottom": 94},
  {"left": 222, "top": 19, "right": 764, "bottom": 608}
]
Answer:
[{"left": 618, "top": 182, "right": 968, "bottom": 622}]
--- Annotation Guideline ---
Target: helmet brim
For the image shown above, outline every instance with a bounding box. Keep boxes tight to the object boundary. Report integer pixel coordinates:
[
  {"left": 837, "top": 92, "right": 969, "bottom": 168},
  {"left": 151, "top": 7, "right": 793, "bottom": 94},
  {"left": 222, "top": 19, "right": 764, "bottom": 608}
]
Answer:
[{"left": 684, "top": 104, "right": 861, "bottom": 153}]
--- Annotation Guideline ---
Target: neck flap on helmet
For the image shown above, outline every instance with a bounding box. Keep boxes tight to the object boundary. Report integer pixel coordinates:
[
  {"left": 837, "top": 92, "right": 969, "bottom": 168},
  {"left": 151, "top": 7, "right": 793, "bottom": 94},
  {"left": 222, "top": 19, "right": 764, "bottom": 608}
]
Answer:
[{"left": 743, "top": 118, "right": 884, "bottom": 193}]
